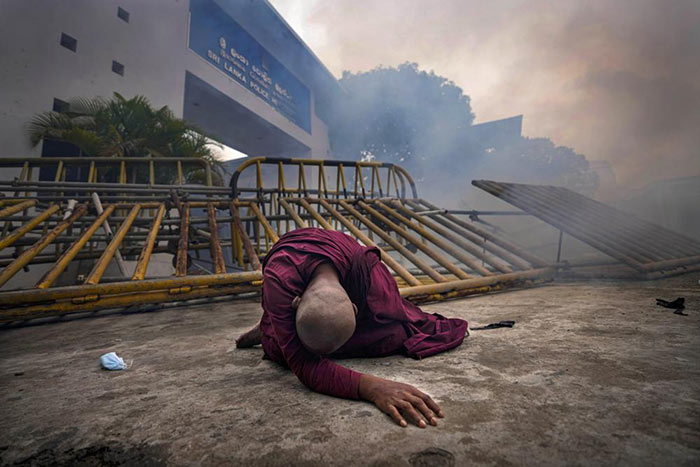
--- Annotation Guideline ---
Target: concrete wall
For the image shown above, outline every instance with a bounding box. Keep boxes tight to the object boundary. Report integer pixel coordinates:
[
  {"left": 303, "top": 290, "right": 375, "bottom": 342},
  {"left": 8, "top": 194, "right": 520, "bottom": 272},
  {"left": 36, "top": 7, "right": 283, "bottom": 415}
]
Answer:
[{"left": 0, "top": 0, "right": 332, "bottom": 159}]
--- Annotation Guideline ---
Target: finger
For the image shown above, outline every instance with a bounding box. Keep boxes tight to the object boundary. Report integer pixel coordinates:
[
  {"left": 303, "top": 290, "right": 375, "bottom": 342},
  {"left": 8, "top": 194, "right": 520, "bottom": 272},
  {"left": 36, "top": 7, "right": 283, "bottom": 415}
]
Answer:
[
  {"left": 398, "top": 401, "right": 427, "bottom": 428},
  {"left": 387, "top": 405, "right": 407, "bottom": 427},
  {"left": 415, "top": 390, "right": 444, "bottom": 418},
  {"left": 408, "top": 395, "right": 437, "bottom": 426}
]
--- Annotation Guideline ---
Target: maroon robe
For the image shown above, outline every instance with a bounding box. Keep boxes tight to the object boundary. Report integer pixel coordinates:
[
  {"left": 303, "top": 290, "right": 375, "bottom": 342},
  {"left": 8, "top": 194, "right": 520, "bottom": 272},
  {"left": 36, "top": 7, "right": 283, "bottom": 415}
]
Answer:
[{"left": 260, "top": 228, "right": 468, "bottom": 400}]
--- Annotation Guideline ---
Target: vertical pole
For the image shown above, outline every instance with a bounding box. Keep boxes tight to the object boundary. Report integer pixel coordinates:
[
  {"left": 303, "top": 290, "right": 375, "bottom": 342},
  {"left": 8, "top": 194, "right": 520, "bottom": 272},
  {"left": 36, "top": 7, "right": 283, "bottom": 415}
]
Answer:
[
  {"left": 556, "top": 230, "right": 564, "bottom": 263},
  {"left": 207, "top": 203, "right": 226, "bottom": 274},
  {"left": 205, "top": 162, "right": 213, "bottom": 187},
  {"left": 176, "top": 202, "right": 190, "bottom": 276}
]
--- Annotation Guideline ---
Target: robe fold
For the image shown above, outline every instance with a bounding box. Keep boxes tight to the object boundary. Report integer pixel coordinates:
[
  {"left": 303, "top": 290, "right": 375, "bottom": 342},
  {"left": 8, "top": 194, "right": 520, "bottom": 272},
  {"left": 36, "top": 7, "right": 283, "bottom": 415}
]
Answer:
[{"left": 260, "top": 228, "right": 468, "bottom": 400}]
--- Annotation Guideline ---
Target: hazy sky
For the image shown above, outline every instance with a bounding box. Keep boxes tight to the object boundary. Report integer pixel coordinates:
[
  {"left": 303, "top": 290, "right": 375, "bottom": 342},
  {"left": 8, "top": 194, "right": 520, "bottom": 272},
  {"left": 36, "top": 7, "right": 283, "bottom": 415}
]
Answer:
[{"left": 270, "top": 0, "right": 700, "bottom": 191}]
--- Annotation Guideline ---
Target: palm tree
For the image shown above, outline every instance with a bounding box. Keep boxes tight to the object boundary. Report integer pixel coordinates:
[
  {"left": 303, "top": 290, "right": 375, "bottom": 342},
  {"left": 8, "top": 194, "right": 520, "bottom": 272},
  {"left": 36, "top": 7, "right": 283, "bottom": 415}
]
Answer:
[{"left": 27, "top": 93, "right": 224, "bottom": 185}]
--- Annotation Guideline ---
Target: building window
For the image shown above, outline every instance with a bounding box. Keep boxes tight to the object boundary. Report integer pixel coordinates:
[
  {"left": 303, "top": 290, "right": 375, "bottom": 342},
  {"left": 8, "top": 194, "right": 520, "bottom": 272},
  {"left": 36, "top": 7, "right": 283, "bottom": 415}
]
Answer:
[
  {"left": 60, "top": 33, "right": 77, "bottom": 52},
  {"left": 117, "top": 7, "right": 130, "bottom": 23},
  {"left": 112, "top": 60, "right": 124, "bottom": 76},
  {"left": 52, "top": 98, "right": 69, "bottom": 113}
]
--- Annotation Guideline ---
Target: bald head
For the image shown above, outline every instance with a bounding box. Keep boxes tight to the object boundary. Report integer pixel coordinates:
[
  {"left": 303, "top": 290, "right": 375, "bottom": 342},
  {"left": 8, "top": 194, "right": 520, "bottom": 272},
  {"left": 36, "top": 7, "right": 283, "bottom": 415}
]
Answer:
[{"left": 294, "top": 266, "right": 357, "bottom": 355}]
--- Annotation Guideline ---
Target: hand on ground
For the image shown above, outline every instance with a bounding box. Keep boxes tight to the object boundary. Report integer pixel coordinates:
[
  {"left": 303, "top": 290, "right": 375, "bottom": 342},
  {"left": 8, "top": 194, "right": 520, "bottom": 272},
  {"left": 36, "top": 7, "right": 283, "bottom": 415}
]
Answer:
[{"left": 358, "top": 374, "right": 443, "bottom": 428}]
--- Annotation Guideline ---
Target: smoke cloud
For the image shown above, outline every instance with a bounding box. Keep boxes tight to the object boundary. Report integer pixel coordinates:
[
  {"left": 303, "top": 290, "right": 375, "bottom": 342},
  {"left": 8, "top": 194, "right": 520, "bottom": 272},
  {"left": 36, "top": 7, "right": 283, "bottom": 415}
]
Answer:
[{"left": 271, "top": 0, "right": 700, "bottom": 194}]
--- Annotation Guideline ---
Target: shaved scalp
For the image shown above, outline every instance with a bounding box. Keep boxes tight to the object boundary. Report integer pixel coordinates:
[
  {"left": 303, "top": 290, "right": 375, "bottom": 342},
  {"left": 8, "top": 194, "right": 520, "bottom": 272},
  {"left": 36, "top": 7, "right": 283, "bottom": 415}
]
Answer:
[{"left": 295, "top": 283, "right": 356, "bottom": 355}]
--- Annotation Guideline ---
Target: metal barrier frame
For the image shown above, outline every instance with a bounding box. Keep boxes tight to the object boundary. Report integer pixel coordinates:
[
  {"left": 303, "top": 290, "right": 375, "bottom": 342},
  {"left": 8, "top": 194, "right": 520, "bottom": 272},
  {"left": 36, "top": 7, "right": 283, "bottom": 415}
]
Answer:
[
  {"left": 230, "top": 156, "right": 418, "bottom": 199},
  {"left": 0, "top": 156, "right": 557, "bottom": 323},
  {"left": 2, "top": 156, "right": 218, "bottom": 187}
]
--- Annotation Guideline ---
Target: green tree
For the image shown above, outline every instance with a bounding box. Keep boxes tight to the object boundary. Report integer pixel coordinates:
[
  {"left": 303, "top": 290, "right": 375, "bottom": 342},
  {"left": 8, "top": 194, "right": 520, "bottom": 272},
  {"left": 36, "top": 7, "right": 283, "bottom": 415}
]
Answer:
[{"left": 27, "top": 93, "right": 224, "bottom": 185}]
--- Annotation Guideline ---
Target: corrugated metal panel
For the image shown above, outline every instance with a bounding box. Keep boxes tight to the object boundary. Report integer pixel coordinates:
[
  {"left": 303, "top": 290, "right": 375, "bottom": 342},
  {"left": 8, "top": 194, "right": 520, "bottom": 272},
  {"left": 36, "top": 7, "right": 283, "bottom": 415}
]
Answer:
[{"left": 473, "top": 180, "right": 700, "bottom": 274}]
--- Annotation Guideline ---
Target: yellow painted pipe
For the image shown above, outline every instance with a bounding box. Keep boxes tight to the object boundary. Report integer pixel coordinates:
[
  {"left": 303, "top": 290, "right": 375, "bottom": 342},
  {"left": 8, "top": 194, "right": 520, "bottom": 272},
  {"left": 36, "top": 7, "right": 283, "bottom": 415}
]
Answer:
[
  {"left": 207, "top": 203, "right": 226, "bottom": 274},
  {"left": 36, "top": 204, "right": 117, "bottom": 289},
  {"left": 0, "top": 199, "right": 36, "bottom": 219},
  {"left": 230, "top": 217, "right": 243, "bottom": 267},
  {"left": 278, "top": 198, "right": 308, "bottom": 228},
  {"left": 85, "top": 204, "right": 141, "bottom": 285},
  {"left": 0, "top": 205, "right": 87, "bottom": 288},
  {"left": 297, "top": 199, "right": 334, "bottom": 230},
  {"left": 0, "top": 270, "right": 263, "bottom": 306},
  {"left": 131, "top": 203, "right": 166, "bottom": 280},
  {"left": 338, "top": 200, "right": 447, "bottom": 283},
  {"left": 391, "top": 200, "right": 521, "bottom": 272},
  {"left": 317, "top": 199, "right": 421, "bottom": 287},
  {"left": 247, "top": 202, "right": 279, "bottom": 243},
  {"left": 0, "top": 204, "right": 60, "bottom": 251},
  {"left": 414, "top": 198, "right": 548, "bottom": 268},
  {"left": 229, "top": 202, "right": 261, "bottom": 270},
  {"left": 0, "top": 284, "right": 260, "bottom": 321},
  {"left": 358, "top": 200, "right": 471, "bottom": 280},
  {"left": 382, "top": 199, "right": 507, "bottom": 274},
  {"left": 399, "top": 267, "right": 556, "bottom": 297},
  {"left": 176, "top": 202, "right": 190, "bottom": 277},
  {"left": 0, "top": 199, "right": 29, "bottom": 207},
  {"left": 408, "top": 285, "right": 500, "bottom": 304}
]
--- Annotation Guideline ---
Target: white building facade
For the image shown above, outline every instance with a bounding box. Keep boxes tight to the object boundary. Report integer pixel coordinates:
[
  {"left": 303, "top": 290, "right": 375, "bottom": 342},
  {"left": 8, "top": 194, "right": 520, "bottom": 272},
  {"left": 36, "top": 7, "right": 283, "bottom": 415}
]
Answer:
[{"left": 0, "top": 0, "right": 337, "bottom": 159}]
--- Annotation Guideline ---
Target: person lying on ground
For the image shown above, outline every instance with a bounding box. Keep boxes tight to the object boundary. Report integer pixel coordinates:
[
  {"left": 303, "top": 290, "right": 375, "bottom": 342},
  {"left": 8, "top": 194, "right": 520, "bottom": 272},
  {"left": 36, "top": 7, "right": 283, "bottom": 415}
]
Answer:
[{"left": 236, "top": 227, "right": 468, "bottom": 428}]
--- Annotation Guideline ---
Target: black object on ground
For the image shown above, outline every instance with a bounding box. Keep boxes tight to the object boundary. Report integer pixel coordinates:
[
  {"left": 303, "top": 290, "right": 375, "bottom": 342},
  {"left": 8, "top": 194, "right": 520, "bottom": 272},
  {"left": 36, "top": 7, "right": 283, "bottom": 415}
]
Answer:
[
  {"left": 656, "top": 297, "right": 687, "bottom": 315},
  {"left": 471, "top": 320, "right": 515, "bottom": 331},
  {"left": 656, "top": 297, "right": 685, "bottom": 309}
]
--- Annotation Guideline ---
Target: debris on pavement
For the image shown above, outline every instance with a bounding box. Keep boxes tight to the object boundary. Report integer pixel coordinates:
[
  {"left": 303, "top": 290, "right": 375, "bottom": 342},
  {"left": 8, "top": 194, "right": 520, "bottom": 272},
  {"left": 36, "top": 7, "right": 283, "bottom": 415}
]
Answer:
[
  {"left": 100, "top": 352, "right": 129, "bottom": 371},
  {"left": 470, "top": 320, "right": 516, "bottom": 331},
  {"left": 656, "top": 297, "right": 687, "bottom": 315}
]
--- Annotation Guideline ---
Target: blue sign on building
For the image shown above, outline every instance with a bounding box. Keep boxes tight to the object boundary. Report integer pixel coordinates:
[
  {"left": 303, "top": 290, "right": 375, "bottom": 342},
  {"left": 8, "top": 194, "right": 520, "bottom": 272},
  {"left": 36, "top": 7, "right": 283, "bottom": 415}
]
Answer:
[{"left": 188, "top": 0, "right": 312, "bottom": 133}]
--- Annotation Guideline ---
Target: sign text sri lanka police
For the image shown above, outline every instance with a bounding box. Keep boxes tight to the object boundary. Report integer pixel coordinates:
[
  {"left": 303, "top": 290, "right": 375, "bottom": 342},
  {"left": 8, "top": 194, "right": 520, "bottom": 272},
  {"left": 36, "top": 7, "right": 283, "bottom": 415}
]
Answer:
[{"left": 188, "top": 0, "right": 311, "bottom": 133}]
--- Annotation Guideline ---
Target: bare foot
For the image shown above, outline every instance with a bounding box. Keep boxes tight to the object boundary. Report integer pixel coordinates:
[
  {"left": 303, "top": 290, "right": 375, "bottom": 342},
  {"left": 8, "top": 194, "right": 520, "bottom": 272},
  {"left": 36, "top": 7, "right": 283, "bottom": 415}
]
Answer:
[{"left": 236, "top": 322, "right": 262, "bottom": 348}]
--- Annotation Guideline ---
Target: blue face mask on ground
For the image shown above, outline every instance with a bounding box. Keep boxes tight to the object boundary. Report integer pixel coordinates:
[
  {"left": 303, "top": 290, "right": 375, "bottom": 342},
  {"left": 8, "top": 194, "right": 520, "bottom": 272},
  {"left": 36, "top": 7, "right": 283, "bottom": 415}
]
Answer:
[{"left": 100, "top": 352, "right": 128, "bottom": 370}]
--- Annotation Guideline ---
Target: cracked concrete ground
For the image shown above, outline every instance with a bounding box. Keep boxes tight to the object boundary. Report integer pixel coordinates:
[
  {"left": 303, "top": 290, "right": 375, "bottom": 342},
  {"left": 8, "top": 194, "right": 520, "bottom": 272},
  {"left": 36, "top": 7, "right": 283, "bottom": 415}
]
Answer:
[{"left": 1, "top": 273, "right": 699, "bottom": 466}]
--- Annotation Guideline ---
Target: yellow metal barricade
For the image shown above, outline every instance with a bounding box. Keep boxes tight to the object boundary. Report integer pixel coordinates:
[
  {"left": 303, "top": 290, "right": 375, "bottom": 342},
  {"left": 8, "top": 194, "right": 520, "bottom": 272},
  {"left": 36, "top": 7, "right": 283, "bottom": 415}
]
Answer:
[{"left": 0, "top": 156, "right": 554, "bottom": 323}]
